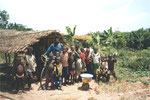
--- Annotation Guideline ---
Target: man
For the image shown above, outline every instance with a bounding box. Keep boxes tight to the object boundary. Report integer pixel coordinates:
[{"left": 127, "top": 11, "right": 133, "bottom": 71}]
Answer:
[{"left": 45, "top": 37, "right": 63, "bottom": 58}]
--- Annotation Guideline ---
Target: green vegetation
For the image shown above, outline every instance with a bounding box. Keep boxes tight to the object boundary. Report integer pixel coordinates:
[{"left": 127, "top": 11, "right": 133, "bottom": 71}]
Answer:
[
  {"left": 87, "top": 27, "right": 150, "bottom": 82},
  {"left": 125, "top": 28, "right": 150, "bottom": 49},
  {"left": 140, "top": 80, "right": 150, "bottom": 85},
  {"left": 0, "top": 10, "right": 32, "bottom": 31},
  {"left": 63, "top": 25, "right": 79, "bottom": 46}
]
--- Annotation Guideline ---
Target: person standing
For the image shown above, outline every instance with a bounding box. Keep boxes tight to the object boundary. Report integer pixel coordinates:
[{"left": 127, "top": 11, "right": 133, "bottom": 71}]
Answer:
[
  {"left": 24, "top": 47, "right": 37, "bottom": 90},
  {"left": 92, "top": 47, "right": 100, "bottom": 80},
  {"left": 60, "top": 46, "right": 69, "bottom": 85}
]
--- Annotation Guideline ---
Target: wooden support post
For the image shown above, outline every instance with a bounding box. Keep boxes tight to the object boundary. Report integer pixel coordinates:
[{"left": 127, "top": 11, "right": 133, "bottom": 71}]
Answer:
[
  {"left": 5, "top": 53, "right": 8, "bottom": 65},
  {"left": 13, "top": 53, "right": 18, "bottom": 67},
  {"left": 8, "top": 53, "right": 11, "bottom": 65}
]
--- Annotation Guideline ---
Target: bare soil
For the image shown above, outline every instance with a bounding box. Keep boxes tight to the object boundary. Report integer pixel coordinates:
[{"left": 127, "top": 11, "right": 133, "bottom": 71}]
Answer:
[{"left": 0, "top": 76, "right": 150, "bottom": 100}]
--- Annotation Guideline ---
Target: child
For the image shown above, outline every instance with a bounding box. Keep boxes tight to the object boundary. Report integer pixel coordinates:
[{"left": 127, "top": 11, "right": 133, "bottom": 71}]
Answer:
[
  {"left": 85, "top": 48, "right": 93, "bottom": 74},
  {"left": 76, "top": 50, "right": 82, "bottom": 82},
  {"left": 97, "top": 55, "right": 109, "bottom": 83},
  {"left": 80, "top": 48, "right": 86, "bottom": 72},
  {"left": 24, "top": 47, "right": 37, "bottom": 90},
  {"left": 14, "top": 63, "right": 26, "bottom": 93},
  {"left": 60, "top": 46, "right": 69, "bottom": 85},
  {"left": 54, "top": 57, "right": 62, "bottom": 89},
  {"left": 68, "top": 52, "right": 76, "bottom": 84},
  {"left": 101, "top": 55, "right": 108, "bottom": 69},
  {"left": 92, "top": 47, "right": 100, "bottom": 80},
  {"left": 107, "top": 54, "right": 117, "bottom": 81},
  {"left": 45, "top": 53, "right": 55, "bottom": 90}
]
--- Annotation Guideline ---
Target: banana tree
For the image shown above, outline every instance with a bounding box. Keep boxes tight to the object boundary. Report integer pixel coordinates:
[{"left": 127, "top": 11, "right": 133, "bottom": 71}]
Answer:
[
  {"left": 100, "top": 27, "right": 121, "bottom": 46},
  {"left": 89, "top": 31, "right": 101, "bottom": 51},
  {"left": 63, "top": 25, "right": 76, "bottom": 46}
]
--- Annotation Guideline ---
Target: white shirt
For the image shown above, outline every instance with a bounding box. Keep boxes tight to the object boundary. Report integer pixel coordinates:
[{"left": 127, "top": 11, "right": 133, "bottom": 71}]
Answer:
[
  {"left": 84, "top": 48, "right": 94, "bottom": 55},
  {"left": 25, "top": 54, "right": 37, "bottom": 72},
  {"left": 92, "top": 53, "right": 100, "bottom": 64}
]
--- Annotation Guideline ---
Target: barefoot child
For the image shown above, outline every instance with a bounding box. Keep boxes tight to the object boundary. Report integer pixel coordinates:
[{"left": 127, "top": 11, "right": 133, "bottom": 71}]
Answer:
[
  {"left": 60, "top": 46, "right": 69, "bottom": 85},
  {"left": 15, "top": 63, "right": 26, "bottom": 93},
  {"left": 24, "top": 47, "right": 37, "bottom": 90},
  {"left": 92, "top": 47, "right": 100, "bottom": 80},
  {"left": 85, "top": 48, "right": 93, "bottom": 74},
  {"left": 80, "top": 48, "right": 86, "bottom": 72},
  {"left": 45, "top": 53, "right": 55, "bottom": 90},
  {"left": 54, "top": 57, "right": 63, "bottom": 89},
  {"left": 107, "top": 54, "right": 117, "bottom": 81},
  {"left": 68, "top": 52, "right": 76, "bottom": 84},
  {"left": 98, "top": 55, "right": 109, "bottom": 83}
]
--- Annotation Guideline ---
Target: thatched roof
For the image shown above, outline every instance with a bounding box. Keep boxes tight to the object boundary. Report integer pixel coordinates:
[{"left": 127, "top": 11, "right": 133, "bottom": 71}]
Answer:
[
  {"left": 61, "top": 33, "right": 92, "bottom": 40},
  {"left": 73, "top": 35, "right": 91, "bottom": 40},
  {"left": 0, "top": 29, "right": 61, "bottom": 53}
]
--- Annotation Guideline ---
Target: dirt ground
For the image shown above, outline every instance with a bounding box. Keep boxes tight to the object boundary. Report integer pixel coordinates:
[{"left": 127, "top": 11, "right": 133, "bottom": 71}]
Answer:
[{"left": 0, "top": 76, "right": 150, "bottom": 100}]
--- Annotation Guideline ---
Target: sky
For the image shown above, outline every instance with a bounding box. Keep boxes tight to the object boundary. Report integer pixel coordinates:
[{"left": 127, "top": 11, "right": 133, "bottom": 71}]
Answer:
[{"left": 0, "top": 0, "right": 150, "bottom": 35}]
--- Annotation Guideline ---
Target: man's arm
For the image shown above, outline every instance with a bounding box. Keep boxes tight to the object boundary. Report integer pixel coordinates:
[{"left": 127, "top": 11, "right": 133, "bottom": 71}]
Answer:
[{"left": 45, "top": 44, "right": 53, "bottom": 56}]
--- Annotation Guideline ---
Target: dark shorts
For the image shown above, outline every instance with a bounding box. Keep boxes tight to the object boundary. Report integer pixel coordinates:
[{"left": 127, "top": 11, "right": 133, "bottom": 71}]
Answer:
[
  {"left": 28, "top": 71, "right": 33, "bottom": 76},
  {"left": 62, "top": 67, "right": 69, "bottom": 77}
]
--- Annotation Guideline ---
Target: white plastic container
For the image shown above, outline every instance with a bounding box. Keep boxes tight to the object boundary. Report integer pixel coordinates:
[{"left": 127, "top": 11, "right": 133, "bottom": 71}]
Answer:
[{"left": 80, "top": 73, "right": 93, "bottom": 83}]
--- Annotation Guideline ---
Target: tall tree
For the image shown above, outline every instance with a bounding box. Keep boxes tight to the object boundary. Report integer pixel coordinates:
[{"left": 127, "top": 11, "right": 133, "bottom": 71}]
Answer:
[
  {"left": 0, "top": 10, "right": 32, "bottom": 31},
  {"left": 0, "top": 10, "right": 9, "bottom": 29}
]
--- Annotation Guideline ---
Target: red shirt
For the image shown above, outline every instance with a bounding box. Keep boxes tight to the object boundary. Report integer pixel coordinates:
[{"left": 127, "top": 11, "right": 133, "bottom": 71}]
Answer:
[{"left": 80, "top": 53, "right": 85, "bottom": 62}]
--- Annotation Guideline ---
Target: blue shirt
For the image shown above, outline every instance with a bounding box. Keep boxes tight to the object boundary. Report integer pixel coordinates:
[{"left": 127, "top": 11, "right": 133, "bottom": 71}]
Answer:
[{"left": 46, "top": 43, "right": 63, "bottom": 56}]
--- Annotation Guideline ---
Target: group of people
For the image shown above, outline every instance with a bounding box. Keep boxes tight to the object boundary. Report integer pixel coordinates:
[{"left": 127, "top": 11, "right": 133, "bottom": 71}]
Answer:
[
  {"left": 12, "top": 47, "right": 37, "bottom": 93},
  {"left": 13, "top": 37, "right": 117, "bottom": 92},
  {"left": 43, "top": 37, "right": 117, "bottom": 90}
]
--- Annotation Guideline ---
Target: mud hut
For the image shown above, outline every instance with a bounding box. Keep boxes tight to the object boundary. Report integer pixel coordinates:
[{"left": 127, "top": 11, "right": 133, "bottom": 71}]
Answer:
[{"left": 0, "top": 29, "right": 65, "bottom": 78}]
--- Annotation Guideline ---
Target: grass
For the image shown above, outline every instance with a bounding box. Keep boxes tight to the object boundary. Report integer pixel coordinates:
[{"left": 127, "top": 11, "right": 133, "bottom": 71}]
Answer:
[
  {"left": 100, "top": 46, "right": 150, "bottom": 82},
  {"left": 0, "top": 53, "right": 14, "bottom": 64},
  {"left": 140, "top": 80, "right": 150, "bottom": 85}
]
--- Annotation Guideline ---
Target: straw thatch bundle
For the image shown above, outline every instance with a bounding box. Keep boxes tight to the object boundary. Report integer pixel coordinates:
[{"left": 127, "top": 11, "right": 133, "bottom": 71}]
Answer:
[
  {"left": 0, "top": 29, "right": 63, "bottom": 53},
  {"left": 61, "top": 33, "right": 91, "bottom": 40}
]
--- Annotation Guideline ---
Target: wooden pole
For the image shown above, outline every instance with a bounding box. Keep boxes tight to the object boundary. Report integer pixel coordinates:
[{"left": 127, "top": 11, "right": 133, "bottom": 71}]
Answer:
[
  {"left": 5, "top": 53, "right": 8, "bottom": 65},
  {"left": 13, "top": 53, "right": 18, "bottom": 67},
  {"left": 8, "top": 53, "right": 11, "bottom": 65}
]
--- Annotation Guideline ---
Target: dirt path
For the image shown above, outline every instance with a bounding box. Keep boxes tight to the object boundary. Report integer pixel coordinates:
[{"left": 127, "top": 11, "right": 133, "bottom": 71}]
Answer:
[{"left": 0, "top": 77, "right": 150, "bottom": 100}]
